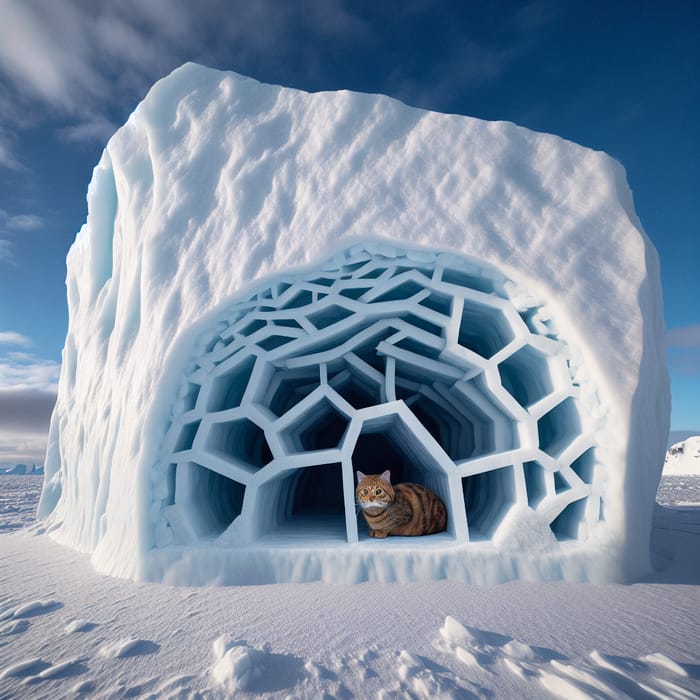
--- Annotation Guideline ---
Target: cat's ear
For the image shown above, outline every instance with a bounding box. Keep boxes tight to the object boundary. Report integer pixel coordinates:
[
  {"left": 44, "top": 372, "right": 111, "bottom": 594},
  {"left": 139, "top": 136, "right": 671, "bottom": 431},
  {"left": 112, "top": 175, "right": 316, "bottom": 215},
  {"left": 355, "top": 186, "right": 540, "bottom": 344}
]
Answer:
[
  {"left": 356, "top": 471, "right": 367, "bottom": 483},
  {"left": 381, "top": 470, "right": 391, "bottom": 483}
]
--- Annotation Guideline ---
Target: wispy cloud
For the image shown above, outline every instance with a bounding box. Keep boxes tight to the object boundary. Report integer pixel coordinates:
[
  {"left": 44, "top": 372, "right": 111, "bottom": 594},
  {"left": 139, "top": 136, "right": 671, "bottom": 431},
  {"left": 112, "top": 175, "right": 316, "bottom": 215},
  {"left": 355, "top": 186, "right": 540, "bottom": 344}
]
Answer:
[
  {"left": 0, "top": 0, "right": 378, "bottom": 152},
  {"left": 0, "top": 127, "right": 23, "bottom": 170},
  {"left": 0, "top": 0, "right": 110, "bottom": 111},
  {"left": 0, "top": 331, "right": 32, "bottom": 347},
  {"left": 0, "top": 0, "right": 190, "bottom": 148},
  {"left": 0, "top": 209, "right": 44, "bottom": 266},
  {"left": 0, "top": 208, "right": 44, "bottom": 232},
  {"left": 386, "top": 0, "right": 560, "bottom": 111},
  {"left": 0, "top": 211, "right": 43, "bottom": 262},
  {"left": 0, "top": 239, "right": 16, "bottom": 265},
  {"left": 667, "top": 323, "right": 700, "bottom": 376},
  {"left": 0, "top": 431, "right": 49, "bottom": 465},
  {"left": 0, "top": 351, "right": 59, "bottom": 392},
  {"left": 59, "top": 113, "right": 119, "bottom": 144},
  {"left": 0, "top": 331, "right": 57, "bottom": 464}
]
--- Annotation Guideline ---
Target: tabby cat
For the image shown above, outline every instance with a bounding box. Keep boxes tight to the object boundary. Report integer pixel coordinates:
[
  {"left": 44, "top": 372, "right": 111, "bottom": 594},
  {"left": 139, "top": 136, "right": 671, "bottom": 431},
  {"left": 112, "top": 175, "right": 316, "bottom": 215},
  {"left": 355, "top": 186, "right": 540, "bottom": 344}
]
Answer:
[{"left": 356, "top": 470, "right": 447, "bottom": 538}]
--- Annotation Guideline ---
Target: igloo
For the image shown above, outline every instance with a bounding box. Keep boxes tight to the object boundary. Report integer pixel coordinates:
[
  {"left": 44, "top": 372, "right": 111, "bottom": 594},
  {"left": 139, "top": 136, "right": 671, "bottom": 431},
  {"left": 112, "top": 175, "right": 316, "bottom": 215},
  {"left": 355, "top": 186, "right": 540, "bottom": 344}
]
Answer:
[{"left": 38, "top": 63, "right": 669, "bottom": 585}]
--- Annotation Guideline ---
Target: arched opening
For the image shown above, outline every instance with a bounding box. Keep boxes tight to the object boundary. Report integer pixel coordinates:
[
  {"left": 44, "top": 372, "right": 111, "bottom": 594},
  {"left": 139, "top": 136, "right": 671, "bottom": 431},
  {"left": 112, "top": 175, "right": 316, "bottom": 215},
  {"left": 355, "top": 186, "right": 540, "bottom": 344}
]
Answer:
[
  {"left": 160, "top": 245, "right": 601, "bottom": 562},
  {"left": 462, "top": 466, "right": 516, "bottom": 541},
  {"left": 175, "top": 462, "right": 245, "bottom": 539},
  {"left": 351, "top": 411, "right": 453, "bottom": 539},
  {"left": 256, "top": 463, "right": 346, "bottom": 541}
]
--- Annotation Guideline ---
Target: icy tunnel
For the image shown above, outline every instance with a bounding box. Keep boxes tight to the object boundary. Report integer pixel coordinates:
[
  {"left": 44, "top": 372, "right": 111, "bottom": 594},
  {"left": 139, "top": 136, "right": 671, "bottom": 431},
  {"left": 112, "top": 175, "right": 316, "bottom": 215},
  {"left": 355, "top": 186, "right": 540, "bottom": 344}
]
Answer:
[{"left": 158, "top": 244, "right": 603, "bottom": 550}]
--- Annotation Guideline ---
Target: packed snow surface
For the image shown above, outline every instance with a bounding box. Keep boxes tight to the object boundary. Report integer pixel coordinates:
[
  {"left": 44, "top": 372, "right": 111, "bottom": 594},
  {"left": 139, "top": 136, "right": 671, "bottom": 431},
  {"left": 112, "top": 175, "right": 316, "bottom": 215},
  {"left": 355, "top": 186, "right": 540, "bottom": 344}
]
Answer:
[
  {"left": 2, "top": 476, "right": 699, "bottom": 699},
  {"left": 665, "top": 436, "right": 700, "bottom": 475},
  {"left": 39, "top": 62, "right": 668, "bottom": 585}
]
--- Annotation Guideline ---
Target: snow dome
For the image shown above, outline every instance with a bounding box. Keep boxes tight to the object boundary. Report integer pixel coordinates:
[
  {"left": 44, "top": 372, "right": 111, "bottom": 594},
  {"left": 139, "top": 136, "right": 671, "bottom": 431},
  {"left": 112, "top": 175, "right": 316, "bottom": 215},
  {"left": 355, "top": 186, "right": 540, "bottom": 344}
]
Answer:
[{"left": 38, "top": 63, "right": 669, "bottom": 585}]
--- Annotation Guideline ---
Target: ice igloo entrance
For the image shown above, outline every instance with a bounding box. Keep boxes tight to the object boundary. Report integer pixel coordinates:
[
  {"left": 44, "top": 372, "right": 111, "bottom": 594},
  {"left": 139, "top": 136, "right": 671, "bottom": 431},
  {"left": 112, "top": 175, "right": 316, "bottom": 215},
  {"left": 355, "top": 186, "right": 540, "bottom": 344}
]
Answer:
[{"left": 157, "top": 243, "right": 605, "bottom": 552}]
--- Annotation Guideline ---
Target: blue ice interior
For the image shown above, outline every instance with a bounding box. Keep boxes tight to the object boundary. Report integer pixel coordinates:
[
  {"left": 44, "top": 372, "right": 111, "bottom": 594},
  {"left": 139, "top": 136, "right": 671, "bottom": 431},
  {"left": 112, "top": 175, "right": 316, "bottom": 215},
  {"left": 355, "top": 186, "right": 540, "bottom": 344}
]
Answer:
[{"left": 168, "top": 253, "right": 594, "bottom": 546}]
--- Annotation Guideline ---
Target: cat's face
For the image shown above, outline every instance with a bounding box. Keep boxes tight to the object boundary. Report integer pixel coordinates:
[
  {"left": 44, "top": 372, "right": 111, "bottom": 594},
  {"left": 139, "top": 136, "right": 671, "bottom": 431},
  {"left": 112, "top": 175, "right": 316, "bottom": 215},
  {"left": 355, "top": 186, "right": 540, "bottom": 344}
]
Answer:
[{"left": 356, "top": 470, "right": 395, "bottom": 511}]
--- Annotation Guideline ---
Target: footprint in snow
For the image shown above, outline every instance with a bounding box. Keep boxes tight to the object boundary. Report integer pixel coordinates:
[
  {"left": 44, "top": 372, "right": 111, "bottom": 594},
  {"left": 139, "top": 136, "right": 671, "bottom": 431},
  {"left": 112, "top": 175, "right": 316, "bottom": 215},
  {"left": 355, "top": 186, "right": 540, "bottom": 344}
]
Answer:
[
  {"left": 64, "top": 618, "right": 98, "bottom": 633},
  {"left": 542, "top": 649, "right": 696, "bottom": 700},
  {"left": 0, "top": 619, "right": 30, "bottom": 636},
  {"left": 438, "top": 615, "right": 699, "bottom": 700},
  {"left": 152, "top": 674, "right": 197, "bottom": 695},
  {"left": 23, "top": 659, "right": 89, "bottom": 686},
  {"left": 438, "top": 615, "right": 561, "bottom": 672},
  {"left": 0, "top": 658, "right": 51, "bottom": 679},
  {"left": 10, "top": 599, "right": 63, "bottom": 619},
  {"left": 209, "top": 635, "right": 306, "bottom": 694},
  {"left": 1, "top": 656, "right": 89, "bottom": 684},
  {"left": 393, "top": 648, "right": 485, "bottom": 700},
  {"left": 98, "top": 638, "right": 160, "bottom": 659}
]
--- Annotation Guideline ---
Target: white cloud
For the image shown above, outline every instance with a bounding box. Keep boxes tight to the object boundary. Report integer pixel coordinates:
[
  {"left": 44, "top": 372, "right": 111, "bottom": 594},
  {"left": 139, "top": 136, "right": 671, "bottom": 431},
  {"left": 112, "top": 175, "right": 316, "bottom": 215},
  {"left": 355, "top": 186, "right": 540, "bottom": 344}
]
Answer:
[
  {"left": 0, "top": 209, "right": 44, "bottom": 232},
  {"left": 8, "top": 214, "right": 43, "bottom": 230},
  {"left": 59, "top": 113, "right": 118, "bottom": 144},
  {"left": 0, "top": 430, "right": 48, "bottom": 465},
  {"left": 0, "top": 0, "right": 374, "bottom": 145},
  {"left": 0, "top": 331, "right": 32, "bottom": 347},
  {"left": 0, "top": 239, "right": 16, "bottom": 264},
  {"left": 0, "top": 0, "right": 104, "bottom": 111},
  {"left": 0, "top": 352, "right": 59, "bottom": 392},
  {"left": 0, "top": 129, "right": 23, "bottom": 170},
  {"left": 0, "top": 0, "right": 184, "bottom": 146}
]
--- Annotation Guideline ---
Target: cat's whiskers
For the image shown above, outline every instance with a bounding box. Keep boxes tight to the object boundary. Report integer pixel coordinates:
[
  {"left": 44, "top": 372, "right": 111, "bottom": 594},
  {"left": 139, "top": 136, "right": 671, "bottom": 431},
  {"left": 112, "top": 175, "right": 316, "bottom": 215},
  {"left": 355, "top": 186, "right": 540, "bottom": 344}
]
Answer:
[{"left": 359, "top": 501, "right": 388, "bottom": 511}]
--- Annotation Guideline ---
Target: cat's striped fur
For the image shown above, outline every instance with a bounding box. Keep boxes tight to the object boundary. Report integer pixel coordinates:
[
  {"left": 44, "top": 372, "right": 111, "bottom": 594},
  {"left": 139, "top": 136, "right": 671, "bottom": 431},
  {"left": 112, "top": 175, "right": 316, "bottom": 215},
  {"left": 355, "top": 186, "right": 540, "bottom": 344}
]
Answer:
[{"left": 356, "top": 470, "right": 447, "bottom": 538}]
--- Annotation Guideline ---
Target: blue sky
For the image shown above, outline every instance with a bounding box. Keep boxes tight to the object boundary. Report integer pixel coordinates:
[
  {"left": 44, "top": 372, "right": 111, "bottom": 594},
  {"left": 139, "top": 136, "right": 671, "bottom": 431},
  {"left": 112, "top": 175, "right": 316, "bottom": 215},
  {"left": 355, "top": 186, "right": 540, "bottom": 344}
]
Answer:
[{"left": 0, "top": 0, "right": 698, "bottom": 463}]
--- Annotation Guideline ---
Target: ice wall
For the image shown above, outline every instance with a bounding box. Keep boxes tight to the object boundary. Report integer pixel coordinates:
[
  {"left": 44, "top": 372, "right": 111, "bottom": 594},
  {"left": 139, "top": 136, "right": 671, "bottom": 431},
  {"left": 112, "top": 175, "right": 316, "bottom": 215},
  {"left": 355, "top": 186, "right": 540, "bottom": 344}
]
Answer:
[{"left": 38, "top": 63, "right": 669, "bottom": 585}]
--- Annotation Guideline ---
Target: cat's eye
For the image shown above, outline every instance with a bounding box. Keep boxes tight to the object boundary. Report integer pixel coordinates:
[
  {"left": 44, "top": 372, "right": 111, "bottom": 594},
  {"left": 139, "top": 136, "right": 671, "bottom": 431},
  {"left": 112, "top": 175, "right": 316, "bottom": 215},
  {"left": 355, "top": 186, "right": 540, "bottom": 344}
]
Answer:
[
  {"left": 376, "top": 489, "right": 382, "bottom": 495},
  {"left": 362, "top": 488, "right": 369, "bottom": 495}
]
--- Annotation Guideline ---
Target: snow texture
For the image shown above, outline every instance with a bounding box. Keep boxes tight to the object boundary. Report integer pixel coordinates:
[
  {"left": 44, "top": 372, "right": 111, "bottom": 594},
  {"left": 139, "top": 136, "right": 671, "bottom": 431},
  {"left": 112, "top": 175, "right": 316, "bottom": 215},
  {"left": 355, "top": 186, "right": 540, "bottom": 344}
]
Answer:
[
  {"left": 210, "top": 636, "right": 266, "bottom": 693},
  {"left": 664, "top": 437, "right": 700, "bottom": 475},
  {"left": 38, "top": 62, "right": 669, "bottom": 585},
  {"left": 1, "top": 477, "right": 699, "bottom": 698},
  {"left": 0, "top": 475, "right": 43, "bottom": 532}
]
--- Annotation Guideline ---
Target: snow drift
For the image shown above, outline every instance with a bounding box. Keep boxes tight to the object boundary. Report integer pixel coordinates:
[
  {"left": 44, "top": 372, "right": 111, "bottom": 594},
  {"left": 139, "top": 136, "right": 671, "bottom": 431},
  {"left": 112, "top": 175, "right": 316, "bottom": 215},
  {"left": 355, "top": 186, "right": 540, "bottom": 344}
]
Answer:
[
  {"left": 38, "top": 62, "right": 669, "bottom": 585},
  {"left": 664, "top": 437, "right": 700, "bottom": 475}
]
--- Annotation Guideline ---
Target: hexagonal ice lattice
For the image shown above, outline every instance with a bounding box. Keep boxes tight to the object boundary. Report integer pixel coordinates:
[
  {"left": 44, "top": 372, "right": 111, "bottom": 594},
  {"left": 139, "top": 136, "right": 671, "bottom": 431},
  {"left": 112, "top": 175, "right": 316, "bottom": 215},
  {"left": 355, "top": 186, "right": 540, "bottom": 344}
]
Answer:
[{"left": 157, "top": 244, "right": 604, "bottom": 552}]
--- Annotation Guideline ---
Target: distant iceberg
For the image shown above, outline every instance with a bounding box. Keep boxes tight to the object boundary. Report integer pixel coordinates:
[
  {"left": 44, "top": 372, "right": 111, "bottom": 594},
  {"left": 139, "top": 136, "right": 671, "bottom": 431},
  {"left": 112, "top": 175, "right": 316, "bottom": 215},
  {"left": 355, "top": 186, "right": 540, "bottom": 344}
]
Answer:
[
  {"left": 664, "top": 437, "right": 700, "bottom": 475},
  {"left": 1, "top": 464, "right": 44, "bottom": 475},
  {"left": 38, "top": 63, "right": 669, "bottom": 585}
]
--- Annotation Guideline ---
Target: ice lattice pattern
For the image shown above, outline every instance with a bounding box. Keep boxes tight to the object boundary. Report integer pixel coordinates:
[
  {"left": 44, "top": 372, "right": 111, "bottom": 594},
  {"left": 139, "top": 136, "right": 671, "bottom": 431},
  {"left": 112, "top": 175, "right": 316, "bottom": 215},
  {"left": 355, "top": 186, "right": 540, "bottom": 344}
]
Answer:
[{"left": 157, "top": 244, "right": 603, "bottom": 549}]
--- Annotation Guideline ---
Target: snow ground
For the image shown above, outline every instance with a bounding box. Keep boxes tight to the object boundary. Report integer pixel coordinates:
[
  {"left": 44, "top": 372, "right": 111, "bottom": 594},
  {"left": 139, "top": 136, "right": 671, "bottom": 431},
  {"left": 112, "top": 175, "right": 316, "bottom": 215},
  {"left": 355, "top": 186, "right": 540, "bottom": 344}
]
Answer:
[{"left": 1, "top": 476, "right": 699, "bottom": 699}]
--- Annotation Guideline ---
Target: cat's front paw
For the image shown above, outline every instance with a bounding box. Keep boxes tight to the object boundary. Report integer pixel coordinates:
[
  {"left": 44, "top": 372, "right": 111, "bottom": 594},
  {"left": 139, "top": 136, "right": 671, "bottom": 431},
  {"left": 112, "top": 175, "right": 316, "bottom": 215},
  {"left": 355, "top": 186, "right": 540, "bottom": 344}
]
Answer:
[{"left": 372, "top": 529, "right": 388, "bottom": 539}]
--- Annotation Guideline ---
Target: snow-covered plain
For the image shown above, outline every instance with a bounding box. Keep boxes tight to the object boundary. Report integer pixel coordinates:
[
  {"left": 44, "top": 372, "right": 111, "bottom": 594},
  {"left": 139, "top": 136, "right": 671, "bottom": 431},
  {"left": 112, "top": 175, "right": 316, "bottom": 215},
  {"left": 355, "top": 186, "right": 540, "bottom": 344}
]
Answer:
[{"left": 1, "top": 475, "right": 699, "bottom": 699}]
